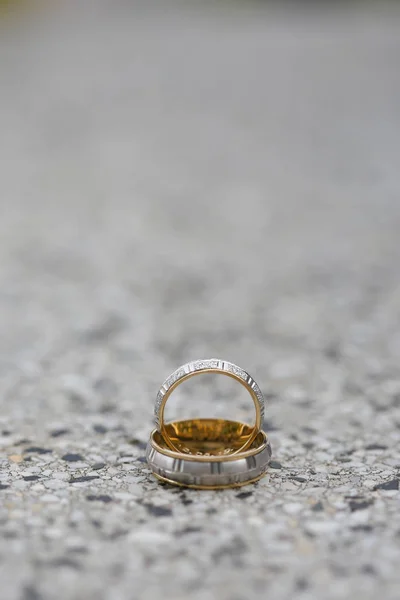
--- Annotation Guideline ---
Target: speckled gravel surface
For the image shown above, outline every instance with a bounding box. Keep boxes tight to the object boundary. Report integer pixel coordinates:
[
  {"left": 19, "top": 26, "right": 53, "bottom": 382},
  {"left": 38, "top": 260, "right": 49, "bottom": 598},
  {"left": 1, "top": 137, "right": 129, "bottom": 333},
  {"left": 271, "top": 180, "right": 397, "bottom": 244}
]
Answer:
[{"left": 1, "top": 2, "right": 400, "bottom": 599}]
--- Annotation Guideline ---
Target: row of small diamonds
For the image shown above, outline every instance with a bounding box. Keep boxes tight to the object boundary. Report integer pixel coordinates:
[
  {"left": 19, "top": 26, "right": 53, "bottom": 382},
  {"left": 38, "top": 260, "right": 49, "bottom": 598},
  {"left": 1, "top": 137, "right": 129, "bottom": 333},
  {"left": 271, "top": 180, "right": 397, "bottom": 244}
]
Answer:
[
  {"left": 154, "top": 359, "right": 265, "bottom": 427},
  {"left": 154, "top": 360, "right": 216, "bottom": 425},
  {"left": 224, "top": 362, "right": 265, "bottom": 422}
]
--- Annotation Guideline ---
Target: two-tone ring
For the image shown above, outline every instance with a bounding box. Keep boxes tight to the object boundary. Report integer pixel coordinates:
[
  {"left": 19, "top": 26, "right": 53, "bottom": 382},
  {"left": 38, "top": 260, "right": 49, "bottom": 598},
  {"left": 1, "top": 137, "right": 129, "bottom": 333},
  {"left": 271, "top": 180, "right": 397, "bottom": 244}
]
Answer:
[
  {"left": 147, "top": 359, "right": 271, "bottom": 489},
  {"left": 154, "top": 359, "right": 265, "bottom": 454},
  {"left": 147, "top": 424, "right": 272, "bottom": 489}
]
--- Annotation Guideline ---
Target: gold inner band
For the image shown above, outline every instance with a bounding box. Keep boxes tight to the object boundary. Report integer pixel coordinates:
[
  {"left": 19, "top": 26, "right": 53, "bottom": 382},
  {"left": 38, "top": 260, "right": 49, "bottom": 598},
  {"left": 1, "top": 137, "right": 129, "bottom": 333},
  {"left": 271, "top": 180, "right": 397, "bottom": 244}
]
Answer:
[
  {"left": 164, "top": 418, "right": 254, "bottom": 456},
  {"left": 151, "top": 419, "right": 268, "bottom": 461}
]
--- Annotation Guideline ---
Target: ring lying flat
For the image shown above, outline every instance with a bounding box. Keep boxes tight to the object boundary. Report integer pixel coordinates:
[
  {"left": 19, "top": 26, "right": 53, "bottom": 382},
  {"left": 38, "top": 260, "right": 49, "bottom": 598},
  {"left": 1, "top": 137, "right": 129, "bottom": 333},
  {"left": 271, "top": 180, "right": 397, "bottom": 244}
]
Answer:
[
  {"left": 154, "top": 359, "right": 265, "bottom": 455},
  {"left": 147, "top": 420, "right": 272, "bottom": 490}
]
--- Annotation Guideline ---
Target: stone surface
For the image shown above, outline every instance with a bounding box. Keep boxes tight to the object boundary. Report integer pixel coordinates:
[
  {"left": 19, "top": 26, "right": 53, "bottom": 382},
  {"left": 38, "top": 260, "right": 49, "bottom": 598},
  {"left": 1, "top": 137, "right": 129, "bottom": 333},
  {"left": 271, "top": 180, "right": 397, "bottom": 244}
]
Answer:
[{"left": 0, "top": 1, "right": 400, "bottom": 600}]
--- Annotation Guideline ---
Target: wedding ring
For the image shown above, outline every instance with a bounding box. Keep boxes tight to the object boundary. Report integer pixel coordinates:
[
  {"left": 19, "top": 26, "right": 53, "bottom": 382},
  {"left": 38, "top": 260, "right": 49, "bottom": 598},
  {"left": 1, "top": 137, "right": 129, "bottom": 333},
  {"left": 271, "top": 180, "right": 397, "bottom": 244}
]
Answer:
[
  {"left": 154, "top": 359, "right": 265, "bottom": 454},
  {"left": 148, "top": 361, "right": 271, "bottom": 489},
  {"left": 147, "top": 421, "right": 271, "bottom": 489}
]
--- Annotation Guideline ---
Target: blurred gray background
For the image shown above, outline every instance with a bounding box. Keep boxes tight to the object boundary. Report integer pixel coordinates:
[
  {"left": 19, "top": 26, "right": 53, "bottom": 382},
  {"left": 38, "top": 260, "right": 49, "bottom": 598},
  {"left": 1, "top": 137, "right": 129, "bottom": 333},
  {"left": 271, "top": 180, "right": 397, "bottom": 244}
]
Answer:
[{"left": 0, "top": 1, "right": 400, "bottom": 599}]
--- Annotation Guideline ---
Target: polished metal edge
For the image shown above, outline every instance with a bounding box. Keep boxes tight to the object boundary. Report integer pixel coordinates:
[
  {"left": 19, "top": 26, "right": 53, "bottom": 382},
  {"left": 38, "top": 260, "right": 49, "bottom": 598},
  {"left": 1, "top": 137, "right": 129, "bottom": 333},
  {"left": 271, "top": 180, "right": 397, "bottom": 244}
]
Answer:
[{"left": 146, "top": 438, "right": 272, "bottom": 489}]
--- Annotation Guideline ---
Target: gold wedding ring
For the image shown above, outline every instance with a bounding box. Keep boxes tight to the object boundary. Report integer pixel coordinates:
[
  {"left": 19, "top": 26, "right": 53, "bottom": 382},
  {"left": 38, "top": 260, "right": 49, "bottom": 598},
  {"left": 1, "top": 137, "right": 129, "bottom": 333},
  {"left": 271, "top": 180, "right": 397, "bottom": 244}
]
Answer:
[{"left": 154, "top": 359, "right": 265, "bottom": 455}]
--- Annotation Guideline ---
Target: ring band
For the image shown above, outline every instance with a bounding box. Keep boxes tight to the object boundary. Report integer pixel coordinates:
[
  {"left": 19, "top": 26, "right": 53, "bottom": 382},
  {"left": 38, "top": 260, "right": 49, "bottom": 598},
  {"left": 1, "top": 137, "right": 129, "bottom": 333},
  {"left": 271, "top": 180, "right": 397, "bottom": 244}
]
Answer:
[
  {"left": 163, "top": 418, "right": 257, "bottom": 456},
  {"left": 147, "top": 424, "right": 271, "bottom": 489},
  {"left": 154, "top": 359, "right": 265, "bottom": 454}
]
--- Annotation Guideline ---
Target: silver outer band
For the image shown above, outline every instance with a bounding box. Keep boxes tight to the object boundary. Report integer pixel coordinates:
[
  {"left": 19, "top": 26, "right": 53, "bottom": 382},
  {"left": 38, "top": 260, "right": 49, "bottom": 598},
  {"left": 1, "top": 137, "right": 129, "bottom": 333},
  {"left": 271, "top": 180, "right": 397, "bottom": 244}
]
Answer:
[
  {"left": 146, "top": 432, "right": 272, "bottom": 489},
  {"left": 154, "top": 359, "right": 265, "bottom": 429}
]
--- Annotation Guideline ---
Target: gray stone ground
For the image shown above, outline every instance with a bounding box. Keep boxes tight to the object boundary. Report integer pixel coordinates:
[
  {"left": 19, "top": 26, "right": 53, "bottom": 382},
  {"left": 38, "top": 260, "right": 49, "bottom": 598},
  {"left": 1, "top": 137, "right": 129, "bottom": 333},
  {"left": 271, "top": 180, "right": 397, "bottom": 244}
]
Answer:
[{"left": 1, "top": 1, "right": 400, "bottom": 599}]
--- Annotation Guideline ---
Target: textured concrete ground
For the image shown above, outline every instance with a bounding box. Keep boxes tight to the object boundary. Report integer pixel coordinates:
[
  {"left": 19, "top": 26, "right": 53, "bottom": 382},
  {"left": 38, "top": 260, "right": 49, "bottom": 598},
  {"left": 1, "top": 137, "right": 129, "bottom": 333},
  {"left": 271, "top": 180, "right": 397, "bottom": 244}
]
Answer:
[{"left": 1, "top": 2, "right": 400, "bottom": 599}]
